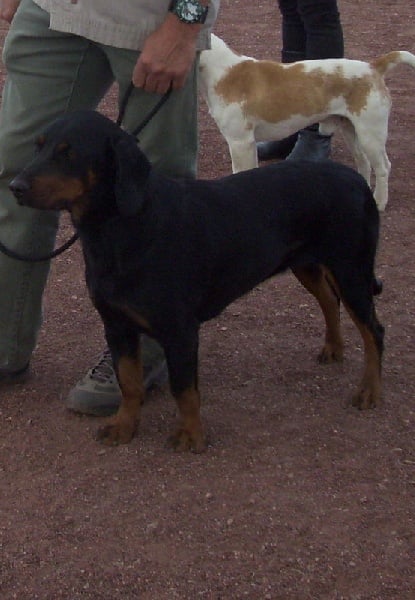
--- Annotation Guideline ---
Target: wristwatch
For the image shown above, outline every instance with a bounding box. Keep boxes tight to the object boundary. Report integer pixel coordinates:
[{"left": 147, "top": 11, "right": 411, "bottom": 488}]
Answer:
[{"left": 169, "top": 0, "right": 209, "bottom": 24}]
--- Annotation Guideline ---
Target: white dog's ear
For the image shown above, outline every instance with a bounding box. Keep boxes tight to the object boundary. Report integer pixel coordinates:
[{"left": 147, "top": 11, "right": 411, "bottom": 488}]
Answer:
[{"left": 112, "top": 135, "right": 151, "bottom": 216}]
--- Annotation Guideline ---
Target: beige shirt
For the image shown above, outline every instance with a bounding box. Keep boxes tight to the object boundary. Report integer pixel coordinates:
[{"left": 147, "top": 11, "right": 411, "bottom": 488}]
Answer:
[{"left": 33, "top": 0, "right": 219, "bottom": 50}]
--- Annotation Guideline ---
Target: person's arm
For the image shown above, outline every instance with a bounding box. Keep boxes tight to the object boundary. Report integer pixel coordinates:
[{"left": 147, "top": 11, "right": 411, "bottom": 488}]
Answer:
[
  {"left": 133, "top": 0, "right": 209, "bottom": 94},
  {"left": 0, "top": 0, "right": 20, "bottom": 23}
]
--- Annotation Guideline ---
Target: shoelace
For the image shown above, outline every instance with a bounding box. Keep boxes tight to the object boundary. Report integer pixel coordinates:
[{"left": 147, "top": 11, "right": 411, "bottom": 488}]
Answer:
[{"left": 88, "top": 350, "right": 117, "bottom": 383}]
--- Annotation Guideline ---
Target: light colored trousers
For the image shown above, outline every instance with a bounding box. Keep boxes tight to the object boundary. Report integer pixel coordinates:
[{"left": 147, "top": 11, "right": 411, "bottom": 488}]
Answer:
[{"left": 0, "top": 0, "right": 198, "bottom": 372}]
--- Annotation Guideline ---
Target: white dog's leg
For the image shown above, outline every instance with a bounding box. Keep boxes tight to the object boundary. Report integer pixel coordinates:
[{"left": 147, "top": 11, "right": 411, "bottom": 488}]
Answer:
[
  {"left": 353, "top": 146, "right": 371, "bottom": 185},
  {"left": 348, "top": 114, "right": 390, "bottom": 210},
  {"left": 340, "top": 120, "right": 371, "bottom": 184},
  {"left": 372, "top": 156, "right": 391, "bottom": 211},
  {"left": 356, "top": 132, "right": 391, "bottom": 210},
  {"left": 363, "top": 149, "right": 390, "bottom": 211},
  {"left": 228, "top": 138, "right": 258, "bottom": 173}
]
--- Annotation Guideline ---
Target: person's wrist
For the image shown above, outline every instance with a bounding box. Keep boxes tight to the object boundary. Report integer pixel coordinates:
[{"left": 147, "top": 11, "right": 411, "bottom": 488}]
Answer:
[
  {"left": 168, "top": 0, "right": 209, "bottom": 25},
  {"left": 163, "top": 12, "right": 203, "bottom": 38}
]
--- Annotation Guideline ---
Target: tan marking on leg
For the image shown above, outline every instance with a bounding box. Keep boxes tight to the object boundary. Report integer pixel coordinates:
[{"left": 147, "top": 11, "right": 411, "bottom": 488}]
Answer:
[
  {"left": 293, "top": 266, "right": 344, "bottom": 363},
  {"left": 168, "top": 385, "right": 206, "bottom": 453},
  {"left": 96, "top": 354, "right": 143, "bottom": 446},
  {"left": 346, "top": 311, "right": 382, "bottom": 410},
  {"left": 115, "top": 305, "right": 153, "bottom": 334}
]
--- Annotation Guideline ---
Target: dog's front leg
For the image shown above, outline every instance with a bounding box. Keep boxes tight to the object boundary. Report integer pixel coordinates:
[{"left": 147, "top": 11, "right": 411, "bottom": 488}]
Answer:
[
  {"left": 169, "top": 385, "right": 206, "bottom": 453},
  {"left": 164, "top": 331, "right": 207, "bottom": 453},
  {"left": 96, "top": 330, "right": 143, "bottom": 446},
  {"left": 228, "top": 137, "right": 258, "bottom": 173}
]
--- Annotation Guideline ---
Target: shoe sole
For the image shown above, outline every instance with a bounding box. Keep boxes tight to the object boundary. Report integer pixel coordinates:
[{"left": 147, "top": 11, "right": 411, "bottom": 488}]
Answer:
[{"left": 66, "top": 361, "right": 168, "bottom": 417}]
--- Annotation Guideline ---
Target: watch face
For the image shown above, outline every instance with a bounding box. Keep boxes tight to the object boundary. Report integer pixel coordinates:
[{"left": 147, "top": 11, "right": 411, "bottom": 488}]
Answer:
[{"left": 172, "top": 0, "right": 208, "bottom": 24}]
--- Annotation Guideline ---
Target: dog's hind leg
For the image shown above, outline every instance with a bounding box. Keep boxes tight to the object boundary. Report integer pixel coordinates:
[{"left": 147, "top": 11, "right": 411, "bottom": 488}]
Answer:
[
  {"left": 367, "top": 147, "right": 390, "bottom": 212},
  {"left": 339, "top": 119, "right": 371, "bottom": 184},
  {"left": 292, "top": 264, "right": 344, "bottom": 363},
  {"left": 342, "top": 295, "right": 383, "bottom": 410},
  {"left": 331, "top": 269, "right": 384, "bottom": 409},
  {"left": 353, "top": 122, "right": 391, "bottom": 210},
  {"left": 164, "top": 329, "right": 207, "bottom": 453}
]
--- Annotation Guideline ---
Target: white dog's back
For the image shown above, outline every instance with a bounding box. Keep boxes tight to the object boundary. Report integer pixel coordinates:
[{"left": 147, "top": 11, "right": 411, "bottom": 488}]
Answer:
[{"left": 199, "top": 34, "right": 415, "bottom": 210}]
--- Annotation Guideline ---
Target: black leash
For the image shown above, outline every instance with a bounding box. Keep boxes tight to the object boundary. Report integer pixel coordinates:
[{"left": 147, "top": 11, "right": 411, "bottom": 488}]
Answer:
[
  {"left": 117, "top": 82, "right": 172, "bottom": 138},
  {"left": 0, "top": 231, "right": 80, "bottom": 263},
  {"left": 0, "top": 84, "right": 172, "bottom": 263}
]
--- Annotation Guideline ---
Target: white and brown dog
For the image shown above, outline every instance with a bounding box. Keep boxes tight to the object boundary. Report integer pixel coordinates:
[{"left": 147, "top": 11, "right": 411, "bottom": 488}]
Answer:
[{"left": 199, "top": 34, "right": 415, "bottom": 210}]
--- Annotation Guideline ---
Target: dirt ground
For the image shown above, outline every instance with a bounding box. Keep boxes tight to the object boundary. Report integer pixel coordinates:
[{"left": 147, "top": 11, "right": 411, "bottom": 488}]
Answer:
[{"left": 1, "top": 1, "right": 415, "bottom": 598}]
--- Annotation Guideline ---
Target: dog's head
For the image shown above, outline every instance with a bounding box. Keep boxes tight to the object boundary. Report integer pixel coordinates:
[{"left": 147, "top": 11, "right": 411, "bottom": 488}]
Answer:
[{"left": 9, "top": 110, "right": 151, "bottom": 221}]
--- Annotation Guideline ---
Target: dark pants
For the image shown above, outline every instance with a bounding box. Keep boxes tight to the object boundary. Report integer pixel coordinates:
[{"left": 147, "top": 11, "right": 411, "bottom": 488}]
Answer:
[{"left": 277, "top": 0, "right": 344, "bottom": 60}]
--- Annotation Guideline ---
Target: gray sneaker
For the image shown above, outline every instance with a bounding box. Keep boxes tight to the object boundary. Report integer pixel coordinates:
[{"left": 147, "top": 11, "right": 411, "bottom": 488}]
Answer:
[{"left": 66, "top": 348, "right": 168, "bottom": 416}]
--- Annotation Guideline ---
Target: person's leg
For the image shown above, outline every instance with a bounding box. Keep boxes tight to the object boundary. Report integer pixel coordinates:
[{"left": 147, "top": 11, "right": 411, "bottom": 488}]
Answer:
[
  {"left": 259, "top": 0, "right": 344, "bottom": 162},
  {"left": 0, "top": 0, "right": 114, "bottom": 378},
  {"left": 278, "top": 0, "right": 306, "bottom": 59},
  {"left": 297, "top": 0, "right": 344, "bottom": 59},
  {"left": 66, "top": 46, "right": 199, "bottom": 415},
  {"left": 257, "top": 0, "right": 304, "bottom": 161},
  {"left": 286, "top": 0, "right": 343, "bottom": 160}
]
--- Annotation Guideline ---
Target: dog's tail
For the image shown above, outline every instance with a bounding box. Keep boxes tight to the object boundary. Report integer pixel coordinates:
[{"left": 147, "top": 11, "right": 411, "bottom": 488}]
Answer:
[{"left": 372, "top": 50, "right": 415, "bottom": 76}]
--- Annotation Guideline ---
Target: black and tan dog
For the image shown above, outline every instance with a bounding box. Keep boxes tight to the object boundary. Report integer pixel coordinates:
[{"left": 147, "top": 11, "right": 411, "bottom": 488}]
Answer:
[{"left": 10, "top": 111, "right": 384, "bottom": 452}]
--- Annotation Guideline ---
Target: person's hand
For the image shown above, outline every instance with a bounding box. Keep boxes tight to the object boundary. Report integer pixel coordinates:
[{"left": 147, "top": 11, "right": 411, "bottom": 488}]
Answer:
[
  {"left": 133, "top": 13, "right": 200, "bottom": 94},
  {"left": 0, "top": 0, "right": 20, "bottom": 23}
]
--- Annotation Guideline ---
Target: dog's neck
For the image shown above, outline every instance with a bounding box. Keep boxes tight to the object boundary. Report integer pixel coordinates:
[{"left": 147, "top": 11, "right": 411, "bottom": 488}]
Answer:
[
  {"left": 69, "top": 181, "right": 119, "bottom": 229},
  {"left": 199, "top": 34, "right": 255, "bottom": 93}
]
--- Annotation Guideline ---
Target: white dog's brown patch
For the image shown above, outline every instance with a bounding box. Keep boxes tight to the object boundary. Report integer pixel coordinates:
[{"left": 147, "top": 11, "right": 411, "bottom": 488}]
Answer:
[{"left": 215, "top": 61, "right": 373, "bottom": 121}]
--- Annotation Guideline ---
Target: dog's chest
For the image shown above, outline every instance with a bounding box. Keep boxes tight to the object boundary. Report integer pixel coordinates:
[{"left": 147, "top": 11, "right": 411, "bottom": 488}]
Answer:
[
  {"left": 82, "top": 231, "right": 140, "bottom": 305},
  {"left": 85, "top": 256, "right": 125, "bottom": 304}
]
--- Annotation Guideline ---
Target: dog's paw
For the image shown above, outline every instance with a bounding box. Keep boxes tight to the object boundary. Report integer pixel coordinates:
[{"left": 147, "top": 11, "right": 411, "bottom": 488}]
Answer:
[
  {"left": 317, "top": 343, "right": 344, "bottom": 364},
  {"left": 167, "top": 428, "right": 207, "bottom": 453},
  {"left": 95, "top": 418, "right": 137, "bottom": 446},
  {"left": 351, "top": 387, "right": 378, "bottom": 410}
]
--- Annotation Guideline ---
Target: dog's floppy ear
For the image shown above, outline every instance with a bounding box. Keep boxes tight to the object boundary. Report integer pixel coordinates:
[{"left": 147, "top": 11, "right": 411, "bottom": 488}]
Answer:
[{"left": 112, "top": 134, "right": 151, "bottom": 216}]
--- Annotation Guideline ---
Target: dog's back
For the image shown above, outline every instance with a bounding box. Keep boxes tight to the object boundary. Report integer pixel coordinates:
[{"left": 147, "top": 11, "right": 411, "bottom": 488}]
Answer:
[{"left": 143, "top": 160, "right": 379, "bottom": 322}]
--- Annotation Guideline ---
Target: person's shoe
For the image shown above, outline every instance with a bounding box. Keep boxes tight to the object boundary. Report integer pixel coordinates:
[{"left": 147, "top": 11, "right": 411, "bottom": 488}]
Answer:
[
  {"left": 66, "top": 349, "right": 168, "bottom": 417},
  {"left": 257, "top": 134, "right": 298, "bottom": 161},
  {"left": 286, "top": 127, "right": 332, "bottom": 161},
  {"left": 0, "top": 363, "right": 30, "bottom": 385}
]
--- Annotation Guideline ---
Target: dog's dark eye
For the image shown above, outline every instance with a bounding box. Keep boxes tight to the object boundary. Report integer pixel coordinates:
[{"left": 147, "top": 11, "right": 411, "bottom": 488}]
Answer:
[
  {"left": 35, "top": 135, "right": 46, "bottom": 152},
  {"left": 53, "top": 143, "right": 77, "bottom": 162}
]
